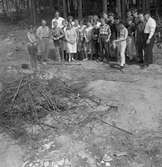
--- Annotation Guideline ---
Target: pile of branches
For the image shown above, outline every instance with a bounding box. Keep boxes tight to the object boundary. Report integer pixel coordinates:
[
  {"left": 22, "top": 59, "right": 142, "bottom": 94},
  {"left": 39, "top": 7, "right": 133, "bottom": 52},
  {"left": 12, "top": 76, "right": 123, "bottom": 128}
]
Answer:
[{"left": 0, "top": 74, "right": 74, "bottom": 137}]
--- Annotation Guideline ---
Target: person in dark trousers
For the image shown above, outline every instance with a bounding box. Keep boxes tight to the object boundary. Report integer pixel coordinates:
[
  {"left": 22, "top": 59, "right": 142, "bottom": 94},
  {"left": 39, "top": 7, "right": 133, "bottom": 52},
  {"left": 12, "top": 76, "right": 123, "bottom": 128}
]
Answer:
[
  {"left": 136, "top": 13, "right": 146, "bottom": 64},
  {"left": 99, "top": 18, "right": 111, "bottom": 62},
  {"left": 143, "top": 11, "right": 156, "bottom": 67}
]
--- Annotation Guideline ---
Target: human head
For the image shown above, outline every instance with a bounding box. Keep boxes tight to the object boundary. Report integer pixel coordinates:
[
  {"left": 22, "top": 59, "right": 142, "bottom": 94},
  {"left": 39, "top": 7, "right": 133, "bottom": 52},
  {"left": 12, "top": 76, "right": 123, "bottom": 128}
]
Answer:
[
  {"left": 55, "top": 11, "right": 60, "bottom": 18},
  {"left": 100, "top": 18, "right": 106, "bottom": 25},
  {"left": 29, "top": 25, "right": 34, "bottom": 32},
  {"left": 53, "top": 21, "right": 58, "bottom": 29},
  {"left": 119, "top": 21, "right": 125, "bottom": 30},
  {"left": 41, "top": 20, "right": 47, "bottom": 27},
  {"left": 144, "top": 11, "right": 151, "bottom": 21},
  {"left": 114, "top": 16, "right": 120, "bottom": 24},
  {"left": 138, "top": 13, "right": 144, "bottom": 22},
  {"left": 132, "top": 9, "right": 138, "bottom": 17},
  {"left": 127, "top": 10, "right": 132, "bottom": 17},
  {"left": 93, "top": 15, "right": 99, "bottom": 22},
  {"left": 68, "top": 16, "right": 73, "bottom": 22},
  {"left": 74, "top": 19, "right": 79, "bottom": 26},
  {"left": 127, "top": 17, "right": 133, "bottom": 25},
  {"left": 103, "top": 12, "right": 108, "bottom": 19},
  {"left": 79, "top": 19, "right": 85, "bottom": 26}
]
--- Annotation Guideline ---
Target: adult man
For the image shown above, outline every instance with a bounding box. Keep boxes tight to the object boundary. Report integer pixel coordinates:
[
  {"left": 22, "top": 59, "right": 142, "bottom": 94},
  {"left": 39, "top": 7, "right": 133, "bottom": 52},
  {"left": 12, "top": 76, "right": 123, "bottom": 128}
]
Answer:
[
  {"left": 144, "top": 11, "right": 156, "bottom": 66},
  {"left": 99, "top": 18, "right": 111, "bottom": 62},
  {"left": 52, "top": 11, "right": 64, "bottom": 29},
  {"left": 36, "top": 20, "right": 50, "bottom": 62},
  {"left": 136, "top": 13, "right": 146, "bottom": 63}
]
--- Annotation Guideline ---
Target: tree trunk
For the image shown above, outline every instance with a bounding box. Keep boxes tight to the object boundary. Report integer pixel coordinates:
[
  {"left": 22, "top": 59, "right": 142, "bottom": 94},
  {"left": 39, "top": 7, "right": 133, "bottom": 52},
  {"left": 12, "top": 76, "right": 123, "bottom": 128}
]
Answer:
[
  {"left": 103, "top": 0, "right": 107, "bottom": 13},
  {"left": 116, "top": 0, "right": 121, "bottom": 17},
  {"left": 78, "top": 0, "right": 82, "bottom": 19},
  {"left": 63, "top": 0, "right": 67, "bottom": 18}
]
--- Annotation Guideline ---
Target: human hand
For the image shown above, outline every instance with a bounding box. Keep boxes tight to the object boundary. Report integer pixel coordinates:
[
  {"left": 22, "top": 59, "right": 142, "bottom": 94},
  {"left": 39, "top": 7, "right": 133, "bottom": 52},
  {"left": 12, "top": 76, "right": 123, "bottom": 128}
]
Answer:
[{"left": 146, "top": 39, "right": 150, "bottom": 44}]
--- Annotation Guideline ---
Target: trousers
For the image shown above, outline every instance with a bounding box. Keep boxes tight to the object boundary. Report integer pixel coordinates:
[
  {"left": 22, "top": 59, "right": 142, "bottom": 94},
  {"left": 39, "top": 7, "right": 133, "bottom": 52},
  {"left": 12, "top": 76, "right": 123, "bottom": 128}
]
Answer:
[
  {"left": 144, "top": 34, "right": 155, "bottom": 65},
  {"left": 117, "top": 41, "right": 127, "bottom": 66}
]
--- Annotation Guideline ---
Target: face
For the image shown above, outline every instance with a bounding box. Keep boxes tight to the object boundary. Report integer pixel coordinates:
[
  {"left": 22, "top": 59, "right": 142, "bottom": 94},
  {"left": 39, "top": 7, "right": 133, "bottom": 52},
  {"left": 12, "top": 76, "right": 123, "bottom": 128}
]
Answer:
[
  {"left": 55, "top": 12, "right": 59, "bottom": 18},
  {"left": 75, "top": 20, "right": 79, "bottom": 26},
  {"left": 115, "top": 19, "right": 120, "bottom": 24},
  {"left": 103, "top": 13, "right": 108, "bottom": 19},
  {"left": 133, "top": 12, "right": 138, "bottom": 17},
  {"left": 42, "top": 20, "right": 46, "bottom": 26},
  {"left": 53, "top": 21, "right": 58, "bottom": 28},
  {"left": 29, "top": 26, "right": 34, "bottom": 33},
  {"left": 139, "top": 14, "right": 144, "bottom": 22},
  {"left": 127, "top": 11, "right": 132, "bottom": 17},
  {"left": 101, "top": 19, "right": 105, "bottom": 25},
  {"left": 144, "top": 14, "right": 150, "bottom": 21},
  {"left": 119, "top": 24, "right": 124, "bottom": 30},
  {"left": 109, "top": 16, "right": 114, "bottom": 21}
]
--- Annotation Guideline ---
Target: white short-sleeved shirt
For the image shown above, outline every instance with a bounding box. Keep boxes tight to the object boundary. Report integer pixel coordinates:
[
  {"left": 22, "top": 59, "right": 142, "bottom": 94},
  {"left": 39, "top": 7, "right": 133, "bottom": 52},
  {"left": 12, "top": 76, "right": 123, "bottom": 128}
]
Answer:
[
  {"left": 144, "top": 17, "right": 156, "bottom": 39},
  {"left": 52, "top": 17, "right": 65, "bottom": 29}
]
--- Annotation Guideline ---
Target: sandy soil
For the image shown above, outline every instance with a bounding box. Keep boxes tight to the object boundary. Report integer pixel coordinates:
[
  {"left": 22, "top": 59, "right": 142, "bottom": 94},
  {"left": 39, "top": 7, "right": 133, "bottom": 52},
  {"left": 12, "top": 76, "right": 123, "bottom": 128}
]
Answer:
[{"left": 0, "top": 22, "right": 162, "bottom": 167}]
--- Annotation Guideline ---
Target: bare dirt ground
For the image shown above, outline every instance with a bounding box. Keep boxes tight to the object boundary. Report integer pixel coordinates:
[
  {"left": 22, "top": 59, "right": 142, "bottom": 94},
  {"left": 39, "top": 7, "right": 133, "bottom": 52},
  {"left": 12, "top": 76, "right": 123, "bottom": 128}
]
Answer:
[{"left": 0, "top": 22, "right": 162, "bottom": 167}]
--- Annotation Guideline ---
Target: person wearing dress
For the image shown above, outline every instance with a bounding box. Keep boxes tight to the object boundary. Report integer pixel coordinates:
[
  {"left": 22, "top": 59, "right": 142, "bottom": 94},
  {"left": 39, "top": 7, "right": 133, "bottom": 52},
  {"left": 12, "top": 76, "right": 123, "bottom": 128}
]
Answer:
[
  {"left": 51, "top": 21, "right": 64, "bottom": 62},
  {"left": 113, "top": 21, "right": 128, "bottom": 69},
  {"left": 27, "top": 25, "right": 38, "bottom": 71},
  {"left": 64, "top": 23, "right": 78, "bottom": 62},
  {"left": 36, "top": 20, "right": 50, "bottom": 63}
]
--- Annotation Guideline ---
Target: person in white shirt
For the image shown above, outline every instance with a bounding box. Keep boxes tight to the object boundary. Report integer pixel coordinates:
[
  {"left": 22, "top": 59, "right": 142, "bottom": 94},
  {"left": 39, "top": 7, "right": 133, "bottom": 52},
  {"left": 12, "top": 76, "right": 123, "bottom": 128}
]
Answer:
[
  {"left": 52, "top": 11, "right": 64, "bottom": 29},
  {"left": 144, "top": 11, "right": 156, "bottom": 66}
]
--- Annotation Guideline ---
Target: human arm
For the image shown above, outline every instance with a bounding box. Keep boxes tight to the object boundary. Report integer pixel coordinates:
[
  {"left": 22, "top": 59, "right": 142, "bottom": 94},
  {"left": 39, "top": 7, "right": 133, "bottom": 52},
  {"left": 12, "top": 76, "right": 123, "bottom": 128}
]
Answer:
[{"left": 114, "top": 28, "right": 128, "bottom": 43}]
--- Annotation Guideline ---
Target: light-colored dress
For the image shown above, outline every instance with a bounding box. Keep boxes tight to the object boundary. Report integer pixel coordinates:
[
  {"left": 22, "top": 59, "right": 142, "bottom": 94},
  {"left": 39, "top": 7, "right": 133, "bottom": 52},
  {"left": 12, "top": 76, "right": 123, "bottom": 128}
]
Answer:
[{"left": 65, "top": 28, "right": 77, "bottom": 54}]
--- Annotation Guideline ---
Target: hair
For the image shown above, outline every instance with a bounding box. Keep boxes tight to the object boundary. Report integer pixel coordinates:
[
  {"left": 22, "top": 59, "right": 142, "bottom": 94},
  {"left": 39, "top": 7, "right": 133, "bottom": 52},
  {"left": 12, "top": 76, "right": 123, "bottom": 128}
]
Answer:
[{"left": 144, "top": 10, "right": 151, "bottom": 15}]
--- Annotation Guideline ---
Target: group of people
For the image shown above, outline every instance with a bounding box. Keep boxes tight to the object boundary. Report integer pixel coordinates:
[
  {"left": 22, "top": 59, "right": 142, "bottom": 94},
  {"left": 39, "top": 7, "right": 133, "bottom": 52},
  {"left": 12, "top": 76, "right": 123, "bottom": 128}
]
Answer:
[{"left": 27, "top": 9, "right": 157, "bottom": 71}]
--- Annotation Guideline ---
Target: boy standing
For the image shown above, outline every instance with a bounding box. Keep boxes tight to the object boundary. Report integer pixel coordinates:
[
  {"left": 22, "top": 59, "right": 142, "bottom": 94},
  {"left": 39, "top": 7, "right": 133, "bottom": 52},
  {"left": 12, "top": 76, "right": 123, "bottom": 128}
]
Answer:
[
  {"left": 27, "top": 25, "right": 38, "bottom": 71},
  {"left": 99, "top": 18, "right": 111, "bottom": 62},
  {"left": 113, "top": 22, "right": 128, "bottom": 69}
]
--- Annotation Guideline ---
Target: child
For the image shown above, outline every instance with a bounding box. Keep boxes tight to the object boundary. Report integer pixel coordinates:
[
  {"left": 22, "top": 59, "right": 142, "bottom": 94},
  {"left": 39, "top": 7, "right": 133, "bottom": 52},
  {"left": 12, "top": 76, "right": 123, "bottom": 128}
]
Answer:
[
  {"left": 99, "top": 18, "right": 111, "bottom": 62},
  {"left": 78, "top": 19, "right": 86, "bottom": 60},
  {"left": 113, "top": 21, "right": 128, "bottom": 69},
  {"left": 27, "top": 25, "right": 38, "bottom": 71},
  {"left": 83, "top": 20, "right": 93, "bottom": 60},
  {"left": 62, "top": 19, "right": 68, "bottom": 61},
  {"left": 51, "top": 21, "right": 64, "bottom": 62},
  {"left": 36, "top": 20, "right": 50, "bottom": 63},
  {"left": 126, "top": 17, "right": 136, "bottom": 61},
  {"left": 65, "top": 23, "right": 78, "bottom": 62}
]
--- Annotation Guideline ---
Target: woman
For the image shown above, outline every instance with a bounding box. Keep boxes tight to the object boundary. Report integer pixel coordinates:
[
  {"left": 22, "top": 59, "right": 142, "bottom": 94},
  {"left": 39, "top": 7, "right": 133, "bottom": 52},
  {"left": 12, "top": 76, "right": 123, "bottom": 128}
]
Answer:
[{"left": 64, "top": 23, "right": 78, "bottom": 62}]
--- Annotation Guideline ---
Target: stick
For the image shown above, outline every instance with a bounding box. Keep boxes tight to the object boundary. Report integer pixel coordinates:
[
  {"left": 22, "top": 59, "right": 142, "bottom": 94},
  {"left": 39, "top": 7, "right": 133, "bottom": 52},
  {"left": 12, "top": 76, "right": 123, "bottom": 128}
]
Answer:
[{"left": 99, "top": 119, "right": 133, "bottom": 136}]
